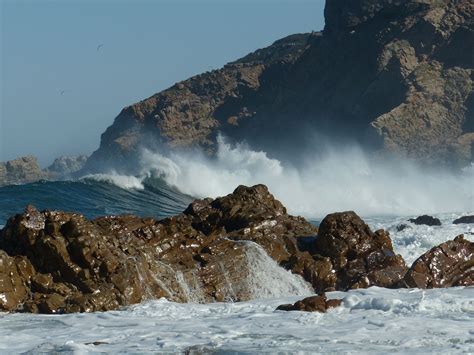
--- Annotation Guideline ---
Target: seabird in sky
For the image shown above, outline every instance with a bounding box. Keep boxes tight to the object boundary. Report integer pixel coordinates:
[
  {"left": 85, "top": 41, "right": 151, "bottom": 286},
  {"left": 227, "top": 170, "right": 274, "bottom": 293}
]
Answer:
[{"left": 97, "top": 44, "right": 104, "bottom": 51}]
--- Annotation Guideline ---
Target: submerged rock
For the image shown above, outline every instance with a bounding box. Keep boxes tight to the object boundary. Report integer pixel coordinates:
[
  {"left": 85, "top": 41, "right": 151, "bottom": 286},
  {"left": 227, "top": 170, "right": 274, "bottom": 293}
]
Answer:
[
  {"left": 409, "top": 215, "right": 442, "bottom": 226},
  {"left": 276, "top": 293, "right": 342, "bottom": 313},
  {"left": 401, "top": 235, "right": 473, "bottom": 288},
  {"left": 453, "top": 215, "right": 474, "bottom": 224}
]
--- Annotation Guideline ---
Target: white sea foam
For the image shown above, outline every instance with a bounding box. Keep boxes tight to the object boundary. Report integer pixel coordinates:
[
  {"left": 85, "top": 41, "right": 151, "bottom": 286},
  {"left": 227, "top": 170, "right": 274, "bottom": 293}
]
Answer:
[
  {"left": 367, "top": 212, "right": 474, "bottom": 265},
  {"left": 80, "top": 172, "right": 145, "bottom": 190},
  {"left": 1, "top": 287, "right": 472, "bottom": 353},
  {"left": 240, "top": 241, "right": 313, "bottom": 299},
  {"left": 0, "top": 213, "right": 473, "bottom": 352},
  {"left": 139, "top": 135, "right": 474, "bottom": 218}
]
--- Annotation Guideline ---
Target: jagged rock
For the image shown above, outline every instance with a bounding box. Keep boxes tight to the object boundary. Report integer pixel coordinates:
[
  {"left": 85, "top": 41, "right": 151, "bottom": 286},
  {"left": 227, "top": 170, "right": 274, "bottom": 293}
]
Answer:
[
  {"left": 85, "top": 0, "right": 474, "bottom": 173},
  {"left": 402, "top": 235, "right": 473, "bottom": 288},
  {"left": 45, "top": 155, "right": 88, "bottom": 178},
  {"left": 276, "top": 293, "right": 342, "bottom": 312},
  {"left": 453, "top": 215, "right": 474, "bottom": 224},
  {"left": 409, "top": 215, "right": 442, "bottom": 226},
  {"left": 0, "top": 155, "right": 88, "bottom": 187},
  {"left": 0, "top": 184, "right": 412, "bottom": 314},
  {"left": 0, "top": 185, "right": 318, "bottom": 313},
  {"left": 311, "top": 211, "right": 408, "bottom": 291},
  {"left": 0, "top": 156, "right": 47, "bottom": 187}
]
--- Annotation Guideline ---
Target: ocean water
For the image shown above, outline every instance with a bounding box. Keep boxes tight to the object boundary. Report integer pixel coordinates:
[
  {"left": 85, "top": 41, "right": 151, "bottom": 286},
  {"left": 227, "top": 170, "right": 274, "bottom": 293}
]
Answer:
[{"left": 0, "top": 172, "right": 473, "bottom": 353}]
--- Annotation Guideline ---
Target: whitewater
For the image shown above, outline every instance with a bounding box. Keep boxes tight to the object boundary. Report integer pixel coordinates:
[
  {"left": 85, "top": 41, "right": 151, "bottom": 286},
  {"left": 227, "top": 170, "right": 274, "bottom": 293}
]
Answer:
[{"left": 0, "top": 140, "right": 473, "bottom": 353}]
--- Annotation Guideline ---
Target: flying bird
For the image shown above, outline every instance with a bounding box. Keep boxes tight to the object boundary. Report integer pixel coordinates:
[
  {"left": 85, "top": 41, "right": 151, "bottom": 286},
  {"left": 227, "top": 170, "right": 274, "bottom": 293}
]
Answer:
[
  {"left": 60, "top": 90, "right": 67, "bottom": 96},
  {"left": 97, "top": 44, "right": 104, "bottom": 51}
]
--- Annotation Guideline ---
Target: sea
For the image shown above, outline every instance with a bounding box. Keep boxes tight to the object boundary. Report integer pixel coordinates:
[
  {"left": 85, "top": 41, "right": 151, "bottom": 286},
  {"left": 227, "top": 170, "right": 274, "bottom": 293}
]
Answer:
[{"left": 0, "top": 143, "right": 473, "bottom": 353}]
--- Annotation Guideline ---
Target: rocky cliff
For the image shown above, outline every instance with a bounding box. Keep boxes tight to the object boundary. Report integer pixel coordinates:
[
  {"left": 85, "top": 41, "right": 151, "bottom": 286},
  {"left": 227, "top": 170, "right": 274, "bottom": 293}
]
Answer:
[
  {"left": 84, "top": 0, "right": 474, "bottom": 171},
  {"left": 0, "top": 155, "right": 88, "bottom": 187},
  {"left": 0, "top": 156, "right": 47, "bottom": 186}
]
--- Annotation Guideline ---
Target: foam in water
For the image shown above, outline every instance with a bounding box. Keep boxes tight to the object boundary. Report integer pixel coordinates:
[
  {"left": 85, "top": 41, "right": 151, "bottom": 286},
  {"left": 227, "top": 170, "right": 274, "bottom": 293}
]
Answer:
[
  {"left": 2, "top": 286, "right": 472, "bottom": 353},
  {"left": 80, "top": 172, "right": 145, "bottom": 190},
  {"left": 240, "top": 241, "right": 313, "bottom": 299},
  {"left": 138, "top": 135, "right": 474, "bottom": 217}
]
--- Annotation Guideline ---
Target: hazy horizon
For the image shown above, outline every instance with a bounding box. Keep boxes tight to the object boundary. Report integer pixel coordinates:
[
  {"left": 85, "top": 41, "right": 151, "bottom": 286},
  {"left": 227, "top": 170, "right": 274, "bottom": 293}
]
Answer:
[{"left": 1, "top": 0, "right": 325, "bottom": 167}]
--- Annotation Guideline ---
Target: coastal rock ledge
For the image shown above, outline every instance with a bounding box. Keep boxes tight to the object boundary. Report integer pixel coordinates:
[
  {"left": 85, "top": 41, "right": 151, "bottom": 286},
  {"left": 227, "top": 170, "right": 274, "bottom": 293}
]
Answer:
[{"left": 0, "top": 185, "right": 472, "bottom": 314}]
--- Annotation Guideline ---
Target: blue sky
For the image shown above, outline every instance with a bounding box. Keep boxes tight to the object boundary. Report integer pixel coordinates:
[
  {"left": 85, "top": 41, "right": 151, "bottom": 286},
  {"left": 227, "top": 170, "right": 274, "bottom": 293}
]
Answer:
[{"left": 1, "top": 0, "right": 325, "bottom": 166}]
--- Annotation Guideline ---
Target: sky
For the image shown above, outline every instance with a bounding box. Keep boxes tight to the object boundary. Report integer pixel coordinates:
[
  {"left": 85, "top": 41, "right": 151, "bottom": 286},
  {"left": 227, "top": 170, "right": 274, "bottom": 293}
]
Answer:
[{"left": 1, "top": 0, "right": 325, "bottom": 167}]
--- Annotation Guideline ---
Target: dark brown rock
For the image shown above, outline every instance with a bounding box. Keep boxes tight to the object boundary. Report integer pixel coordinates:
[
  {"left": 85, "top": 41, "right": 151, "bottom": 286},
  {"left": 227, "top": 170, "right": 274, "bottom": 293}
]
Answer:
[
  {"left": 453, "top": 215, "right": 474, "bottom": 224},
  {"left": 402, "top": 235, "right": 474, "bottom": 288},
  {"left": 312, "top": 212, "right": 408, "bottom": 291},
  {"left": 409, "top": 215, "right": 442, "bottom": 226},
  {"left": 0, "top": 186, "right": 319, "bottom": 313},
  {"left": 6, "top": 184, "right": 466, "bottom": 314},
  {"left": 276, "top": 293, "right": 342, "bottom": 313}
]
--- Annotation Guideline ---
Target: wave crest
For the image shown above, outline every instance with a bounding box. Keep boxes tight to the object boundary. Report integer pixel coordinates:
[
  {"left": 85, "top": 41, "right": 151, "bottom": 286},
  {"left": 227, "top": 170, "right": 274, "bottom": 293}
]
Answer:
[{"left": 137, "top": 135, "right": 474, "bottom": 217}]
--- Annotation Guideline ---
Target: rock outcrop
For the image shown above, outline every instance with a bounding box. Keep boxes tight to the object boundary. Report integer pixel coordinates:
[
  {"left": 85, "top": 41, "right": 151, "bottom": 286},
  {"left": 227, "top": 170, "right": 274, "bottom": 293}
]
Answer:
[
  {"left": 401, "top": 235, "right": 473, "bottom": 288},
  {"left": 0, "top": 184, "right": 409, "bottom": 314},
  {"left": 0, "top": 156, "right": 47, "bottom": 187},
  {"left": 0, "top": 155, "right": 88, "bottom": 187},
  {"left": 276, "top": 293, "right": 342, "bottom": 313},
  {"left": 45, "top": 155, "right": 88, "bottom": 179},
  {"left": 310, "top": 211, "right": 408, "bottom": 290},
  {"left": 409, "top": 215, "right": 442, "bottom": 226},
  {"left": 85, "top": 0, "right": 474, "bottom": 172}
]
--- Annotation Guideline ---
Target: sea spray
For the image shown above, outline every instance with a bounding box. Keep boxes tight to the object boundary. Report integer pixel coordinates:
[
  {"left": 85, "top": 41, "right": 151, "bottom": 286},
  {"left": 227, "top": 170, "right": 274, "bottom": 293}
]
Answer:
[
  {"left": 239, "top": 241, "right": 314, "bottom": 299},
  {"left": 138, "top": 135, "right": 474, "bottom": 217}
]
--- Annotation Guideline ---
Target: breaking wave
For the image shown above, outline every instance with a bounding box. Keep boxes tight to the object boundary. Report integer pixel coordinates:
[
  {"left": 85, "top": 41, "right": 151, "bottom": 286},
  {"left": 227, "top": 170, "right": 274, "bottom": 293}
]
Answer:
[{"left": 137, "top": 135, "right": 474, "bottom": 217}]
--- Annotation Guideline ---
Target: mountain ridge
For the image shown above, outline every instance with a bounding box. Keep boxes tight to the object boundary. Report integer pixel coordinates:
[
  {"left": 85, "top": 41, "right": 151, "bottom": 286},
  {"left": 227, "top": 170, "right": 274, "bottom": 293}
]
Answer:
[{"left": 84, "top": 0, "right": 473, "bottom": 172}]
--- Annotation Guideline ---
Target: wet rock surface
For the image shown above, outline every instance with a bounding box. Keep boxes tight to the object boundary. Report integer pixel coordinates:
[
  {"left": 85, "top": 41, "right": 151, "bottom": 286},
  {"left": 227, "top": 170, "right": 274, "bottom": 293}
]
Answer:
[
  {"left": 276, "top": 293, "right": 342, "bottom": 313},
  {"left": 311, "top": 212, "right": 408, "bottom": 291},
  {"left": 401, "top": 235, "right": 473, "bottom": 288},
  {"left": 0, "top": 185, "right": 318, "bottom": 313},
  {"left": 409, "top": 215, "right": 442, "bottom": 226},
  {"left": 453, "top": 215, "right": 474, "bottom": 224},
  {"left": 0, "top": 185, "right": 472, "bottom": 314}
]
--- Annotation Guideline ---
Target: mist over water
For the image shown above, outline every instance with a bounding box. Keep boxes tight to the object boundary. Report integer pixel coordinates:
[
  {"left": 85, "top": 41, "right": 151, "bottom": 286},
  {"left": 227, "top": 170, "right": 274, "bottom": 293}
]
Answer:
[{"left": 137, "top": 135, "right": 474, "bottom": 218}]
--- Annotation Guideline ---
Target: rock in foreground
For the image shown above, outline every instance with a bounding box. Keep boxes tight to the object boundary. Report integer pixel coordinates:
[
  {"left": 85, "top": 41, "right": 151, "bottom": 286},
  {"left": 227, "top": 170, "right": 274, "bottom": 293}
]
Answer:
[
  {"left": 310, "top": 211, "right": 408, "bottom": 291},
  {"left": 276, "top": 294, "right": 342, "bottom": 313},
  {"left": 402, "top": 235, "right": 473, "bottom": 288},
  {"left": 0, "top": 185, "right": 319, "bottom": 313},
  {"left": 0, "top": 184, "right": 471, "bottom": 314}
]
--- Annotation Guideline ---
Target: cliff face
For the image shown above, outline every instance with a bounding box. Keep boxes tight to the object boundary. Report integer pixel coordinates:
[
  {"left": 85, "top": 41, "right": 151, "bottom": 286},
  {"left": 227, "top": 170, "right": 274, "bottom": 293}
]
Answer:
[{"left": 85, "top": 0, "right": 474, "bottom": 171}]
